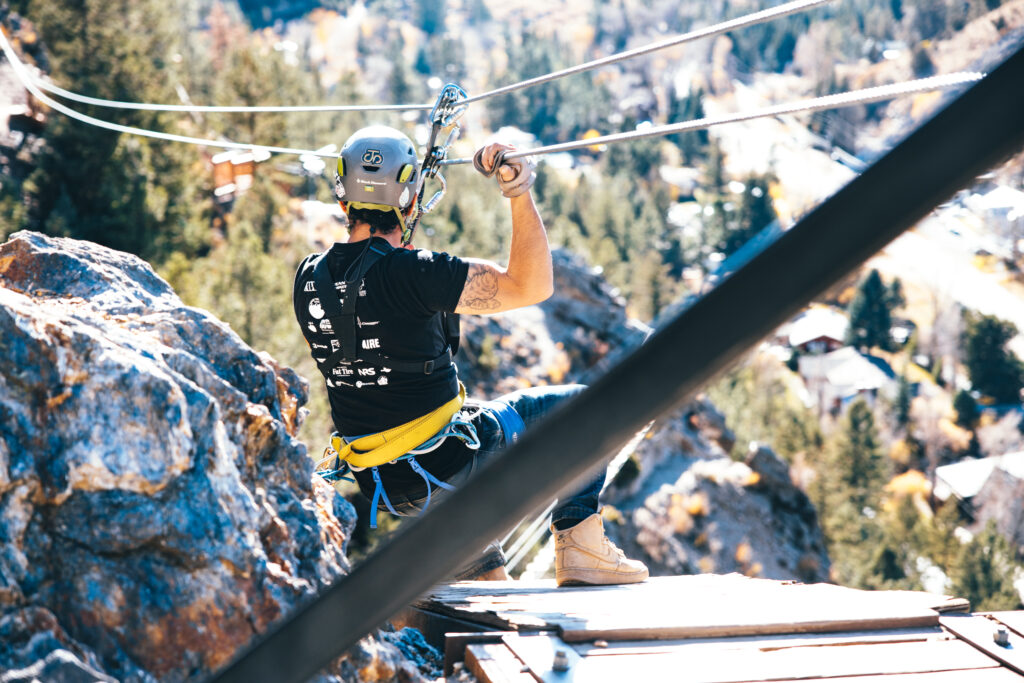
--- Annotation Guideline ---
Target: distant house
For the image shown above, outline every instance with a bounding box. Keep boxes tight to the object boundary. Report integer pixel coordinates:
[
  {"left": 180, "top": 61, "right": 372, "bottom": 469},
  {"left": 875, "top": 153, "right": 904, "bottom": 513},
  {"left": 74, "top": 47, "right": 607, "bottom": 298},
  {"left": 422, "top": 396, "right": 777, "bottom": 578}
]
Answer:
[
  {"left": 786, "top": 306, "right": 849, "bottom": 354},
  {"left": 935, "top": 452, "right": 1024, "bottom": 548},
  {"left": 798, "top": 347, "right": 896, "bottom": 412}
]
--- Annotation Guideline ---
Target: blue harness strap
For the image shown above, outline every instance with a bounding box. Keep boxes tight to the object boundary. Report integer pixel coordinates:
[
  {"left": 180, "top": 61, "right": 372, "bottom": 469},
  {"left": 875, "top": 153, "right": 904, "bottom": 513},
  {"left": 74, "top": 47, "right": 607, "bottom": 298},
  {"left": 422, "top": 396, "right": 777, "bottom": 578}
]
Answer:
[
  {"left": 483, "top": 400, "right": 526, "bottom": 446},
  {"left": 369, "top": 467, "right": 399, "bottom": 529},
  {"left": 408, "top": 457, "right": 456, "bottom": 513}
]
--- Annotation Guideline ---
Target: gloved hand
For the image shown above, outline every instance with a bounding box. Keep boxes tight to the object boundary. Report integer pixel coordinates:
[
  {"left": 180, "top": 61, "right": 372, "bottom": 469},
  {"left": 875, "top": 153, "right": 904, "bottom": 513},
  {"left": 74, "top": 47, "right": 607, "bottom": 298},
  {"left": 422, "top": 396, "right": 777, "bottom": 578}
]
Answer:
[{"left": 473, "top": 144, "right": 537, "bottom": 198}]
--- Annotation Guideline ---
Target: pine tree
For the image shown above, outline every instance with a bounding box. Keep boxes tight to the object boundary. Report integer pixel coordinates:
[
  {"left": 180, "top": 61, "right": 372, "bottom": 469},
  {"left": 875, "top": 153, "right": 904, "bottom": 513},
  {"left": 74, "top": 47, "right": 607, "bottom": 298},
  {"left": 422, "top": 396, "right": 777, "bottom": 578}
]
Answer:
[
  {"left": 831, "top": 399, "right": 888, "bottom": 512},
  {"left": 953, "top": 389, "right": 981, "bottom": 430},
  {"left": 962, "top": 312, "right": 1024, "bottom": 404},
  {"left": 894, "top": 374, "right": 913, "bottom": 430},
  {"left": 950, "top": 521, "right": 1023, "bottom": 611},
  {"left": 818, "top": 399, "right": 891, "bottom": 587},
  {"left": 846, "top": 269, "right": 894, "bottom": 351},
  {"left": 416, "top": 0, "right": 446, "bottom": 34}
]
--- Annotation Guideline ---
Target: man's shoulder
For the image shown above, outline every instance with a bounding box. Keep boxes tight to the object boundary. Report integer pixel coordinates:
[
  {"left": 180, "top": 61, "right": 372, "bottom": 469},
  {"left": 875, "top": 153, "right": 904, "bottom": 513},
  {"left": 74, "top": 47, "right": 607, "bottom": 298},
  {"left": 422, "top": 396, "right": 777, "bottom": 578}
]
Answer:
[
  {"left": 384, "top": 247, "right": 463, "bottom": 268},
  {"left": 293, "top": 251, "right": 323, "bottom": 291}
]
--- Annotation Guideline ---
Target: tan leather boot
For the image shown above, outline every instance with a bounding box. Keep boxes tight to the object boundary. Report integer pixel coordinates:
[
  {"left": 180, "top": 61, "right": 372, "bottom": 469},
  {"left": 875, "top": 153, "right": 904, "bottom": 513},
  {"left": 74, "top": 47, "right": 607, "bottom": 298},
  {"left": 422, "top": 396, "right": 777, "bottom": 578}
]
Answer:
[{"left": 553, "top": 514, "right": 649, "bottom": 586}]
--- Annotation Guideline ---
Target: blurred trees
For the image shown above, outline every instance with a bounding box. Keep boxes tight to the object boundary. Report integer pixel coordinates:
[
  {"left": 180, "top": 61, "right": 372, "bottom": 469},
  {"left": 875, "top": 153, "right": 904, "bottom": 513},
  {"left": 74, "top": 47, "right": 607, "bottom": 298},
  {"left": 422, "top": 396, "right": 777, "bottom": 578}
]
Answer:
[
  {"left": 708, "top": 354, "right": 822, "bottom": 462},
  {"left": 10, "top": 0, "right": 209, "bottom": 260},
  {"left": 962, "top": 312, "right": 1024, "bottom": 404},
  {"left": 486, "top": 30, "right": 614, "bottom": 143},
  {"left": 950, "top": 520, "right": 1023, "bottom": 611}
]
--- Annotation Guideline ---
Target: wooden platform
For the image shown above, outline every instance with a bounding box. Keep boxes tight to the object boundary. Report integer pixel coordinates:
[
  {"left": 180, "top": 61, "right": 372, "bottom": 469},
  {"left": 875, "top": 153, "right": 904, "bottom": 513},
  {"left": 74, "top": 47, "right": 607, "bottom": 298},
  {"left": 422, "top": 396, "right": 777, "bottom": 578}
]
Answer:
[{"left": 407, "top": 574, "right": 1024, "bottom": 682}]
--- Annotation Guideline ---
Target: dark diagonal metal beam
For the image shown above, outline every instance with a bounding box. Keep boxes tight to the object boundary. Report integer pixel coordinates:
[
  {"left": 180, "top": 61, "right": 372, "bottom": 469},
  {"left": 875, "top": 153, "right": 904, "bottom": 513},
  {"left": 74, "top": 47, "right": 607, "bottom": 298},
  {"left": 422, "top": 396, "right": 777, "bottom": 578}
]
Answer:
[{"left": 209, "top": 42, "right": 1024, "bottom": 683}]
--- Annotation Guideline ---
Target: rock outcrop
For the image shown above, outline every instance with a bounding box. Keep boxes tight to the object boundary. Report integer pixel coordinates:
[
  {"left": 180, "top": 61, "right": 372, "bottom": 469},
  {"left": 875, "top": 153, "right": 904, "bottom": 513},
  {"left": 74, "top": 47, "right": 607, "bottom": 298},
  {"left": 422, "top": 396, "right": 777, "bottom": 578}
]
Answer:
[
  {"left": 457, "top": 249, "right": 652, "bottom": 396},
  {"left": 603, "top": 401, "right": 831, "bottom": 583},
  {"left": 0, "top": 232, "right": 433, "bottom": 681}
]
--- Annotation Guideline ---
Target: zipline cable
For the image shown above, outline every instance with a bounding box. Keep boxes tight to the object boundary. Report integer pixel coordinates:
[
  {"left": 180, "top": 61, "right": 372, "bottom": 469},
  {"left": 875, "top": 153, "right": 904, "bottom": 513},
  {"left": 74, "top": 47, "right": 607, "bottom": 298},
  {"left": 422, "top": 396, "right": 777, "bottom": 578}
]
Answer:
[
  {"left": 30, "top": 74, "right": 432, "bottom": 113},
  {"left": 459, "top": 0, "right": 838, "bottom": 105},
  {"left": 0, "top": 27, "right": 335, "bottom": 158},
  {"left": 17, "top": 0, "right": 835, "bottom": 115},
  {"left": 444, "top": 71, "right": 985, "bottom": 165},
  {"left": 0, "top": 26, "right": 984, "bottom": 166}
]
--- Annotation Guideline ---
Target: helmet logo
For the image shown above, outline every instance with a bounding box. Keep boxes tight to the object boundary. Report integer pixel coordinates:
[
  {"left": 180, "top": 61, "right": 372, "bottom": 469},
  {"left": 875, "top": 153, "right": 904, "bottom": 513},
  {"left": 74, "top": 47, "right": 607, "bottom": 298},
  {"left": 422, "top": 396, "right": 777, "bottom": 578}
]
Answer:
[{"left": 362, "top": 149, "right": 384, "bottom": 165}]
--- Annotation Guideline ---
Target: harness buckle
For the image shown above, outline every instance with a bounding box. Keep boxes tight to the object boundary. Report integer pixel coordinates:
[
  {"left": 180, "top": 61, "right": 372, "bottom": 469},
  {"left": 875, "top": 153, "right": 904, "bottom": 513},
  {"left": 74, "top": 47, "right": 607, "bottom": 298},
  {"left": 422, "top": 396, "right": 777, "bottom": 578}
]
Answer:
[{"left": 423, "top": 359, "right": 435, "bottom": 374}]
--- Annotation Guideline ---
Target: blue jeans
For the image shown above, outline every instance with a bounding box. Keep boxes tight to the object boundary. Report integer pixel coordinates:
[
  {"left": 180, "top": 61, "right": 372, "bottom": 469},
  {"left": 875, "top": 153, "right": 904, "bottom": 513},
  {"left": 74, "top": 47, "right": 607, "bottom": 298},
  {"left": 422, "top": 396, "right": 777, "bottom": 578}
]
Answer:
[{"left": 387, "top": 384, "right": 605, "bottom": 577}]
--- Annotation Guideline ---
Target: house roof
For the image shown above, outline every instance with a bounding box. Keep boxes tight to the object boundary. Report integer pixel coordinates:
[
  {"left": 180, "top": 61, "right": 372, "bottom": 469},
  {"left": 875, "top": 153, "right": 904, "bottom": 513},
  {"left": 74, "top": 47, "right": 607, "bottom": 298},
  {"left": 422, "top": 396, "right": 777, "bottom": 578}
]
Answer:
[
  {"left": 934, "top": 451, "right": 1024, "bottom": 501},
  {"left": 798, "top": 347, "right": 896, "bottom": 397},
  {"left": 787, "top": 306, "right": 849, "bottom": 348}
]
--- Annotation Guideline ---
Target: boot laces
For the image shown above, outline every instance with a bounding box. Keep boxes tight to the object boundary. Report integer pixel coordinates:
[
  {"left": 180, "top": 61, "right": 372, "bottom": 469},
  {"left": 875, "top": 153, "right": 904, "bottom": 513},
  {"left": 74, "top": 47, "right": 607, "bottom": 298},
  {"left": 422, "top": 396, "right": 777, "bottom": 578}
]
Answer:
[{"left": 604, "top": 537, "right": 626, "bottom": 559}]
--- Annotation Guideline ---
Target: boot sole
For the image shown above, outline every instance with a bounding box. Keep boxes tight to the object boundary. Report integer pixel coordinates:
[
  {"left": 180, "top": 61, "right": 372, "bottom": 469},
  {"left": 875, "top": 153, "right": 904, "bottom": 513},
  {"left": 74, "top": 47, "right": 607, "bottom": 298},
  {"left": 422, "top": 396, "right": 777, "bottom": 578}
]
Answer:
[{"left": 556, "top": 567, "right": 649, "bottom": 587}]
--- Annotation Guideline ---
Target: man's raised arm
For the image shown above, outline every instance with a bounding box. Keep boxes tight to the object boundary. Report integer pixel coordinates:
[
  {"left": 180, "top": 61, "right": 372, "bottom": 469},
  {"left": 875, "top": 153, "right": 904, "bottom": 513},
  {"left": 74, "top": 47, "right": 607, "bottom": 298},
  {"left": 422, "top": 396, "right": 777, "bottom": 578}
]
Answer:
[{"left": 456, "top": 143, "right": 552, "bottom": 315}]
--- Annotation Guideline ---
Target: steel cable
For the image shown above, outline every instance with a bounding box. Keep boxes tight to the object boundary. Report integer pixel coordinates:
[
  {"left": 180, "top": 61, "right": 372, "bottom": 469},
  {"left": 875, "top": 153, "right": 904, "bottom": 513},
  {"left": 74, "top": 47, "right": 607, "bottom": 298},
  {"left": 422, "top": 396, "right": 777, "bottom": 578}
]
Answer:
[
  {"left": 30, "top": 73, "right": 432, "bottom": 113},
  {"left": 443, "top": 72, "right": 986, "bottom": 165},
  {"left": 0, "top": 27, "right": 335, "bottom": 157},
  {"left": 12, "top": 0, "right": 835, "bottom": 115},
  {"left": 459, "top": 0, "right": 838, "bottom": 105}
]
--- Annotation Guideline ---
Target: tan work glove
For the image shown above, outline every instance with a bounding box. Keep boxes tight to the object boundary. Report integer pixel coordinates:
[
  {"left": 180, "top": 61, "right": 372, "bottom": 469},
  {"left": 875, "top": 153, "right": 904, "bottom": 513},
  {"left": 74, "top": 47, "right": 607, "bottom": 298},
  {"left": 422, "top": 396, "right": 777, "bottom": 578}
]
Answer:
[{"left": 473, "top": 145, "right": 537, "bottom": 198}]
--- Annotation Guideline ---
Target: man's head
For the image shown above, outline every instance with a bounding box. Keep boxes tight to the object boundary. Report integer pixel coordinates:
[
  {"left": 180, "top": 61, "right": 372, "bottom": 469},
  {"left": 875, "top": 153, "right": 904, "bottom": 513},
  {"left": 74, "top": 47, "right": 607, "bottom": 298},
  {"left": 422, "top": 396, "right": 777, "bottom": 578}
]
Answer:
[{"left": 335, "top": 125, "right": 419, "bottom": 241}]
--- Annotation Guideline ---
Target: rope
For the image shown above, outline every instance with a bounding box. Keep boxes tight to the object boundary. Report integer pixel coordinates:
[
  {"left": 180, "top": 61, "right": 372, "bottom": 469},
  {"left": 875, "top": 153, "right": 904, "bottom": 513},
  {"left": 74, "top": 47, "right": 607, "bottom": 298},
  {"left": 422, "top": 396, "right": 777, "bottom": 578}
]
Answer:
[
  {"left": 0, "top": 27, "right": 333, "bottom": 158},
  {"left": 30, "top": 71, "right": 431, "bottom": 113},
  {"left": 443, "top": 72, "right": 985, "bottom": 165},
  {"left": 460, "top": 0, "right": 838, "bottom": 105}
]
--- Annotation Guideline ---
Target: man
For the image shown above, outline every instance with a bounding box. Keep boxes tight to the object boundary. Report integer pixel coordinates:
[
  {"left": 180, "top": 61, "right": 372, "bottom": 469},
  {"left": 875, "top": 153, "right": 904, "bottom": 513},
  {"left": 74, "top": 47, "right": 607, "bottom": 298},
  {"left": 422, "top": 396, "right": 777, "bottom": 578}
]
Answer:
[{"left": 293, "top": 125, "right": 647, "bottom": 586}]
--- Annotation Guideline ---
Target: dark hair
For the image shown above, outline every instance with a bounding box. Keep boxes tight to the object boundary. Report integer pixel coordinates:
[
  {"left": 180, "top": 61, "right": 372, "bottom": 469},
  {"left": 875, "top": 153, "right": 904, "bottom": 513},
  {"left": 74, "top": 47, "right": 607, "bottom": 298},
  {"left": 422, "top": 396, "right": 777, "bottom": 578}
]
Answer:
[{"left": 347, "top": 206, "right": 400, "bottom": 235}]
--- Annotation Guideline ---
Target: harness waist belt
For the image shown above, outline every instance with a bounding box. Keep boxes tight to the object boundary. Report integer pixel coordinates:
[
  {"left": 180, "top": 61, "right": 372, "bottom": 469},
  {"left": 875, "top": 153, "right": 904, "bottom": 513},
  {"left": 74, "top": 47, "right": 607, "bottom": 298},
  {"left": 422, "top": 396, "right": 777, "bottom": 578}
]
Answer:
[{"left": 330, "top": 383, "right": 467, "bottom": 469}]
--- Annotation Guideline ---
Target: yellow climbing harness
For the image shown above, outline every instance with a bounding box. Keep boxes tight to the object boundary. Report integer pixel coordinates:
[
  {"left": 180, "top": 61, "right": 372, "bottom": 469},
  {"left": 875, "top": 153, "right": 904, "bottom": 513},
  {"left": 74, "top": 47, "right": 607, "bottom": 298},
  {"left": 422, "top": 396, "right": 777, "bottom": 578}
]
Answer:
[{"left": 326, "top": 383, "right": 467, "bottom": 470}]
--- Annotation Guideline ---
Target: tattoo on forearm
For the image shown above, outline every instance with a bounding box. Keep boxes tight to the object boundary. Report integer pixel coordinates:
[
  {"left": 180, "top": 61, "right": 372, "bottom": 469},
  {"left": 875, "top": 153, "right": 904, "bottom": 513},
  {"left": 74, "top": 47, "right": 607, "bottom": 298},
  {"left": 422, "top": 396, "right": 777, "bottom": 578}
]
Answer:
[{"left": 460, "top": 264, "right": 501, "bottom": 310}]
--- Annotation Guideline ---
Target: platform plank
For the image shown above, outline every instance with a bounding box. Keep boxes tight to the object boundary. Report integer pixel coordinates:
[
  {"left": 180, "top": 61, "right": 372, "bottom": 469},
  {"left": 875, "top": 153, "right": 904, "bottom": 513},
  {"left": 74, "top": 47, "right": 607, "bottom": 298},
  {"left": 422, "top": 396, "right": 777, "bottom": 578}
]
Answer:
[
  {"left": 419, "top": 575, "right": 962, "bottom": 642},
  {"left": 503, "top": 636, "right": 998, "bottom": 683},
  {"left": 501, "top": 633, "right": 582, "bottom": 683},
  {"left": 570, "top": 626, "right": 948, "bottom": 657},
  {"left": 465, "top": 643, "right": 535, "bottom": 683},
  {"left": 771, "top": 669, "right": 1023, "bottom": 682},
  {"left": 941, "top": 614, "right": 1024, "bottom": 676}
]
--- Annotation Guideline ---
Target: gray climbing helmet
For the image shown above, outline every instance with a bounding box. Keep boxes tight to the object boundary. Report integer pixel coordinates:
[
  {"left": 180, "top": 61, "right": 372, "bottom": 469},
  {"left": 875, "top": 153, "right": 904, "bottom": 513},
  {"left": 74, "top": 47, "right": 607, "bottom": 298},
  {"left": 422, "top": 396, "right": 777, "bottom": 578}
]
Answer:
[{"left": 334, "top": 125, "right": 419, "bottom": 229}]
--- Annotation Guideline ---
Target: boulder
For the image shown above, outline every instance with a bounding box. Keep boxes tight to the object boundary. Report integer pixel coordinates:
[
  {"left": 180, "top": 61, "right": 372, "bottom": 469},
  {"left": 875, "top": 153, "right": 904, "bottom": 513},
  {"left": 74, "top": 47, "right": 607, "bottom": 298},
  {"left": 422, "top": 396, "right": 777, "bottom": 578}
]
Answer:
[
  {"left": 603, "top": 403, "right": 830, "bottom": 583},
  {"left": 0, "top": 232, "right": 430, "bottom": 681}
]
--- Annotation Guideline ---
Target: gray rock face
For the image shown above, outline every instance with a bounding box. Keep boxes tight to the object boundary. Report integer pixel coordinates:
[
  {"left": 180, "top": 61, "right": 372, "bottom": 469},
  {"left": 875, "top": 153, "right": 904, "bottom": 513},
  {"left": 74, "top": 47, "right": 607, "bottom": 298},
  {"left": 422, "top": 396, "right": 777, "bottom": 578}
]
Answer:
[
  {"left": 458, "top": 249, "right": 652, "bottom": 396},
  {"left": 0, "top": 232, "right": 427, "bottom": 682},
  {"left": 603, "top": 402, "right": 831, "bottom": 584}
]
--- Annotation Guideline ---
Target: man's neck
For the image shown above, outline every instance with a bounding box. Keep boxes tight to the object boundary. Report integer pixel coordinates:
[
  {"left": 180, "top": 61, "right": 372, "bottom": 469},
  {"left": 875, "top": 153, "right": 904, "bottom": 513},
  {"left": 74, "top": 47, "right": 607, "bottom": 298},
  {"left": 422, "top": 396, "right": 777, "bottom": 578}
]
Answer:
[{"left": 347, "top": 222, "right": 405, "bottom": 249}]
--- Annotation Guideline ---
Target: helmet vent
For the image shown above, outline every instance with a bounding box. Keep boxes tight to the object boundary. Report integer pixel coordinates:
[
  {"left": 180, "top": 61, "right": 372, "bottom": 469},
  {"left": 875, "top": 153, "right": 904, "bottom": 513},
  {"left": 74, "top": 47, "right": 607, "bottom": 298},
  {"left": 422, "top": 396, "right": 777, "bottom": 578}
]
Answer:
[{"left": 362, "top": 165, "right": 380, "bottom": 172}]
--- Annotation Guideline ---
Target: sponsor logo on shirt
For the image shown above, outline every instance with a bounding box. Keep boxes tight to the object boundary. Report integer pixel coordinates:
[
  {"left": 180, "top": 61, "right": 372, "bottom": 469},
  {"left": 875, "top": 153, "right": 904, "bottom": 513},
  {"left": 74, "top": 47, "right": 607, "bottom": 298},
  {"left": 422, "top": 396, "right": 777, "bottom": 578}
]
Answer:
[{"left": 308, "top": 298, "right": 324, "bottom": 320}]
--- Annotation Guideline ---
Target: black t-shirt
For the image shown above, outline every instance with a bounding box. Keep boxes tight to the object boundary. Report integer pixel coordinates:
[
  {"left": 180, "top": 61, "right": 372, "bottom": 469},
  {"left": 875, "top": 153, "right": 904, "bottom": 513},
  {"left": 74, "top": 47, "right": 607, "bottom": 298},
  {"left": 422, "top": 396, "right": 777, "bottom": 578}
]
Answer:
[{"left": 293, "top": 237, "right": 472, "bottom": 498}]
